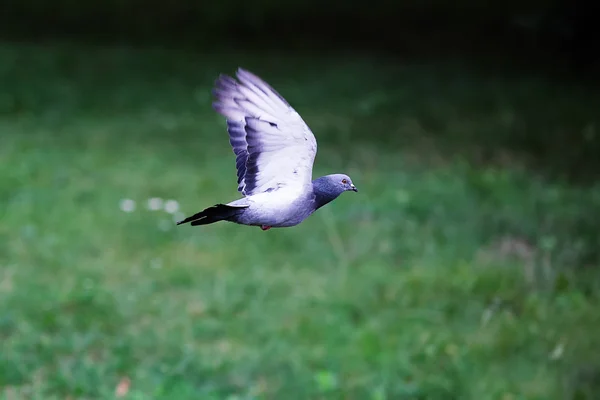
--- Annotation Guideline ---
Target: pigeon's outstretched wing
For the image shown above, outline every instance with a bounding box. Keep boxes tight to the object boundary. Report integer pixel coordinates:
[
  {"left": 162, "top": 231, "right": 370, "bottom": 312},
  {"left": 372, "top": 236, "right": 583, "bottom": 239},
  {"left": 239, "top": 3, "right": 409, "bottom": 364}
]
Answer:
[{"left": 212, "top": 68, "right": 318, "bottom": 197}]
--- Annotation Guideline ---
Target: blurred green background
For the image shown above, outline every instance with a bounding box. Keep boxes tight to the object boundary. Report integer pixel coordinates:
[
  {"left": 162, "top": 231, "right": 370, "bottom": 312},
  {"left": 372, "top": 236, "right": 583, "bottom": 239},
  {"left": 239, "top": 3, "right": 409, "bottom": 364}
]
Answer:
[{"left": 1, "top": 2, "right": 600, "bottom": 399}]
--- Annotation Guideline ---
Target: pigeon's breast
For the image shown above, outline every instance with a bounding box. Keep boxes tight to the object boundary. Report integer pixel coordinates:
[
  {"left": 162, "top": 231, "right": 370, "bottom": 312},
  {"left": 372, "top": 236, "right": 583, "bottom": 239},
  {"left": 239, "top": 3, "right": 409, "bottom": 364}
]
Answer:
[{"left": 236, "top": 185, "right": 315, "bottom": 227}]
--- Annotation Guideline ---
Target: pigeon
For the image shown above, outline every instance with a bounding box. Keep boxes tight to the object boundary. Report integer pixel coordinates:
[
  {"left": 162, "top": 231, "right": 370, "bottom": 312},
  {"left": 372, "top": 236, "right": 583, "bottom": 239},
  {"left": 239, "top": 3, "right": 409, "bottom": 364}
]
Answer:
[{"left": 177, "top": 68, "right": 358, "bottom": 231}]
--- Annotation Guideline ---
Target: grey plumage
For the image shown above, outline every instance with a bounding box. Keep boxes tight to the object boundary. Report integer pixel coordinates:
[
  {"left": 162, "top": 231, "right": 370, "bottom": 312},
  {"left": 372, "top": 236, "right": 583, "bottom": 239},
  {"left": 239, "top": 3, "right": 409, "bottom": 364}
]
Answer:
[{"left": 177, "top": 68, "right": 358, "bottom": 231}]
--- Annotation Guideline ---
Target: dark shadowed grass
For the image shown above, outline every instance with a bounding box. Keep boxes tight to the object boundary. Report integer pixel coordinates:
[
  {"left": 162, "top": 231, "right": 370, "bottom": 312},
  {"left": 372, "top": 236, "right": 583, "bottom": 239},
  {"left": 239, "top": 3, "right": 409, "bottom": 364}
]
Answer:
[{"left": 1, "top": 41, "right": 600, "bottom": 399}]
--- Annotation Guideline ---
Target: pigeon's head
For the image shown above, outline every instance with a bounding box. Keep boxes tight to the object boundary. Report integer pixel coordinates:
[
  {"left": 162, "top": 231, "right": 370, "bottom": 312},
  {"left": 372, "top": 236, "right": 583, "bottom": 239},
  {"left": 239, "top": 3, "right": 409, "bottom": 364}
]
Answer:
[
  {"left": 318, "top": 174, "right": 358, "bottom": 194},
  {"left": 336, "top": 174, "right": 358, "bottom": 193},
  {"left": 312, "top": 174, "right": 358, "bottom": 210}
]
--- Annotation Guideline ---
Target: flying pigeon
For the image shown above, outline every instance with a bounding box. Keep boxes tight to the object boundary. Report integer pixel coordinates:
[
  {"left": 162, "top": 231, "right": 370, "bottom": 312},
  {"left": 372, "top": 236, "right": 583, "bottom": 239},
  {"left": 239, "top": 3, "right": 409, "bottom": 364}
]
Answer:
[{"left": 177, "top": 68, "right": 358, "bottom": 231}]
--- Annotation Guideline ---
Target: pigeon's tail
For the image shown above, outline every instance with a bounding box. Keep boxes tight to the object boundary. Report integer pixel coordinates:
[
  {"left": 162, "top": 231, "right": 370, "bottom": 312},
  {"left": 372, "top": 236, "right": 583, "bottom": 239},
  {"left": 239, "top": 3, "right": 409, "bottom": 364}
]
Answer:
[{"left": 176, "top": 204, "right": 246, "bottom": 227}]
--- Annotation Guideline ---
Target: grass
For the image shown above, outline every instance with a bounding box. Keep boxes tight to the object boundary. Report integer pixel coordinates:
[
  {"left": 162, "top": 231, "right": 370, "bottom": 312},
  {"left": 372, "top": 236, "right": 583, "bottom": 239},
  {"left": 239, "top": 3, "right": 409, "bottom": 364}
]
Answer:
[{"left": 1, "top": 41, "right": 600, "bottom": 399}]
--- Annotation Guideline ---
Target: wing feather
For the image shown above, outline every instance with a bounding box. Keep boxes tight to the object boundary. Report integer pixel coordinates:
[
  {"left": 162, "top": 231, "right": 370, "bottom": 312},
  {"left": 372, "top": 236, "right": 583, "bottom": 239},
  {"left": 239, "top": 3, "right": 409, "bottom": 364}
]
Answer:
[{"left": 212, "top": 68, "right": 318, "bottom": 196}]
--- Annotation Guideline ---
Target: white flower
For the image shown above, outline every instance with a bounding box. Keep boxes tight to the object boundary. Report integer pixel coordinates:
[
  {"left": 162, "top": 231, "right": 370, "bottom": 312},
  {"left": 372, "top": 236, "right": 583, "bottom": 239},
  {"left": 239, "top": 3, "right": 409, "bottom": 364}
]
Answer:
[
  {"left": 147, "top": 197, "right": 163, "bottom": 211},
  {"left": 549, "top": 342, "right": 565, "bottom": 360},
  {"left": 119, "top": 198, "right": 136, "bottom": 213},
  {"left": 164, "top": 199, "right": 179, "bottom": 214}
]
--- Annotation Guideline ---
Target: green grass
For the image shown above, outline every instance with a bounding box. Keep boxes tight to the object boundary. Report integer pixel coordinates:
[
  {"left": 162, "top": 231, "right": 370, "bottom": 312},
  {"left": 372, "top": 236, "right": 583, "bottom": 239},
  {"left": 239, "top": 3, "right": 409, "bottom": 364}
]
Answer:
[{"left": 1, "top": 41, "right": 600, "bottom": 399}]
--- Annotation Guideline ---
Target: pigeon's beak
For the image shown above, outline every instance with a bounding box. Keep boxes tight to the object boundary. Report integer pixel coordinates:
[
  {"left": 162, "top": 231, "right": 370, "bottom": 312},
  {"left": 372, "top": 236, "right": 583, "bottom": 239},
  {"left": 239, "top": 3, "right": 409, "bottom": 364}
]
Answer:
[{"left": 350, "top": 184, "right": 358, "bottom": 192}]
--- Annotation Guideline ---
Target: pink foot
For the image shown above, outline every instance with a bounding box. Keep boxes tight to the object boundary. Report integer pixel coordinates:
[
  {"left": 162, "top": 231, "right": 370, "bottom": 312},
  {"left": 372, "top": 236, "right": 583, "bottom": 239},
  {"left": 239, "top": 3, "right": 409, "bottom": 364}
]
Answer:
[{"left": 260, "top": 225, "right": 271, "bottom": 231}]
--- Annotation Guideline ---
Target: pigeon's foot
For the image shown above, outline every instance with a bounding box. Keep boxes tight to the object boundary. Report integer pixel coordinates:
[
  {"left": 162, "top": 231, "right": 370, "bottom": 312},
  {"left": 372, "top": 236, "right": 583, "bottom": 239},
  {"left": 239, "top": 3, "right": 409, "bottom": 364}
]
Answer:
[{"left": 260, "top": 225, "right": 272, "bottom": 231}]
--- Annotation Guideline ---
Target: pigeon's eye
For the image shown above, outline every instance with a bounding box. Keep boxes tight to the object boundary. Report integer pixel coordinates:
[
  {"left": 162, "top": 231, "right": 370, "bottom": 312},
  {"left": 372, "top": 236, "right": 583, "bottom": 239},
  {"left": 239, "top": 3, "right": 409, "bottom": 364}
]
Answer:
[{"left": 341, "top": 179, "right": 348, "bottom": 184}]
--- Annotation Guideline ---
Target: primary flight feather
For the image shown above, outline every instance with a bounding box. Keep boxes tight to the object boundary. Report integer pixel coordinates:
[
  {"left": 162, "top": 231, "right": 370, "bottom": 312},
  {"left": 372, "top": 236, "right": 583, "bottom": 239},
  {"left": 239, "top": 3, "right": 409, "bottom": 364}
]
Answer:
[{"left": 177, "top": 68, "right": 358, "bottom": 231}]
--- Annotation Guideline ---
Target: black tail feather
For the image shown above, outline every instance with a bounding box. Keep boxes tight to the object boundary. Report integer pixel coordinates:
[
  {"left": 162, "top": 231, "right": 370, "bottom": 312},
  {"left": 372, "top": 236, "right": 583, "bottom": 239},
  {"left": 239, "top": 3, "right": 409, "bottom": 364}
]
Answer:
[{"left": 176, "top": 204, "right": 244, "bottom": 227}]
